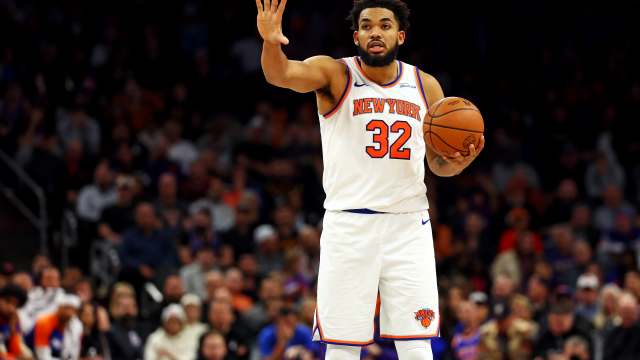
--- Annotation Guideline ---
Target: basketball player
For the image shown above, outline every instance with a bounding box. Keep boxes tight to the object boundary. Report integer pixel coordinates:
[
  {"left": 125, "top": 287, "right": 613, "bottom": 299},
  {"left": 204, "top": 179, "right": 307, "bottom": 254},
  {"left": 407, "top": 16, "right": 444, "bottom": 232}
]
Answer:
[{"left": 256, "top": 0, "right": 484, "bottom": 359}]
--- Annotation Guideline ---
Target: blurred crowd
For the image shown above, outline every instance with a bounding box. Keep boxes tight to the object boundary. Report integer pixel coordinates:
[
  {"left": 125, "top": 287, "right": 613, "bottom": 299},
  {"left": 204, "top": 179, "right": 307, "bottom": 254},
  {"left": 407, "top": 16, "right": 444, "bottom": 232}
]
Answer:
[{"left": 2, "top": 1, "right": 640, "bottom": 359}]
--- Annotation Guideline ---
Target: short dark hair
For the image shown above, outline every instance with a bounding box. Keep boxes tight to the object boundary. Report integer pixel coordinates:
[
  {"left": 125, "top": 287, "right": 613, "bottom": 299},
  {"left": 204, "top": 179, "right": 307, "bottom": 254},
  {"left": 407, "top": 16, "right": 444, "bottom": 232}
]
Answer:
[
  {"left": 0, "top": 285, "right": 27, "bottom": 307},
  {"left": 348, "top": 0, "right": 411, "bottom": 31}
]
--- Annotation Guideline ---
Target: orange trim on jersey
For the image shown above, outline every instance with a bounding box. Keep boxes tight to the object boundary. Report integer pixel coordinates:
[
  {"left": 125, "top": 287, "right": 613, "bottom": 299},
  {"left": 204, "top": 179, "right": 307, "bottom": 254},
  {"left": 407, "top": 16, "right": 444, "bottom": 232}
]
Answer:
[
  {"left": 355, "top": 57, "right": 403, "bottom": 88},
  {"left": 322, "top": 61, "right": 352, "bottom": 119},
  {"left": 380, "top": 316, "right": 441, "bottom": 339},
  {"left": 314, "top": 307, "right": 374, "bottom": 346},
  {"left": 414, "top": 66, "right": 429, "bottom": 112}
]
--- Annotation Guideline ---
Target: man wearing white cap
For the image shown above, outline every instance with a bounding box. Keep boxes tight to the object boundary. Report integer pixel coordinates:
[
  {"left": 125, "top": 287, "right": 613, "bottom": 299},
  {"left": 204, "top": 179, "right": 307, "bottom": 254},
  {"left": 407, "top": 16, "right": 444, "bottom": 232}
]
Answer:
[
  {"left": 181, "top": 294, "right": 208, "bottom": 354},
  {"left": 30, "top": 293, "right": 83, "bottom": 360},
  {"left": 575, "top": 273, "right": 600, "bottom": 323},
  {"left": 254, "top": 224, "right": 283, "bottom": 276},
  {"left": 144, "top": 304, "right": 196, "bottom": 360}
]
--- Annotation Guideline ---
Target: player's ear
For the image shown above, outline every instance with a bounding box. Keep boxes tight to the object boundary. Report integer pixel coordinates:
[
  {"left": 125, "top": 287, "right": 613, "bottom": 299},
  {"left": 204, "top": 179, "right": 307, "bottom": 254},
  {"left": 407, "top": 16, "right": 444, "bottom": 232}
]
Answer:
[
  {"left": 398, "top": 30, "right": 406, "bottom": 45},
  {"left": 353, "top": 31, "right": 360, "bottom": 46}
]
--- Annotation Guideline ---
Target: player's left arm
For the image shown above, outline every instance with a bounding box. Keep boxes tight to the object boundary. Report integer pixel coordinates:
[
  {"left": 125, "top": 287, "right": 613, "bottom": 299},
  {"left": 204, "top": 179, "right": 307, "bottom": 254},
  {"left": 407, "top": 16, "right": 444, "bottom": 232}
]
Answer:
[{"left": 419, "top": 70, "right": 485, "bottom": 177}]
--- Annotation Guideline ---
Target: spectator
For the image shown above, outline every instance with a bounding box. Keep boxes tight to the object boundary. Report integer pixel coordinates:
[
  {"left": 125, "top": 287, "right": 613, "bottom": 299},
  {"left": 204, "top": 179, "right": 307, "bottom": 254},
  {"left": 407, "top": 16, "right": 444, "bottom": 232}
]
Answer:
[
  {"left": 0, "top": 285, "right": 31, "bottom": 359},
  {"left": 257, "top": 306, "right": 315, "bottom": 360},
  {"left": 56, "top": 102, "right": 101, "bottom": 155},
  {"left": 98, "top": 175, "right": 137, "bottom": 243},
  {"left": 526, "top": 275, "right": 550, "bottom": 323},
  {"left": 180, "top": 246, "right": 218, "bottom": 300},
  {"left": 207, "top": 300, "right": 251, "bottom": 360},
  {"left": 594, "top": 284, "right": 622, "bottom": 332},
  {"left": 224, "top": 268, "right": 253, "bottom": 314},
  {"left": 594, "top": 185, "right": 636, "bottom": 231},
  {"left": 562, "top": 335, "right": 591, "bottom": 360},
  {"left": 451, "top": 300, "right": 481, "bottom": 360},
  {"left": 165, "top": 120, "right": 198, "bottom": 175},
  {"left": 181, "top": 294, "right": 208, "bottom": 350},
  {"left": 253, "top": 225, "right": 283, "bottom": 276},
  {"left": 155, "top": 172, "right": 187, "bottom": 229},
  {"left": 546, "top": 224, "right": 580, "bottom": 287},
  {"left": 30, "top": 294, "right": 83, "bottom": 360},
  {"left": 18, "top": 267, "right": 65, "bottom": 334},
  {"left": 118, "top": 202, "right": 178, "bottom": 289},
  {"left": 585, "top": 152, "right": 626, "bottom": 200},
  {"left": 190, "top": 176, "right": 236, "bottom": 233},
  {"left": 491, "top": 228, "right": 539, "bottom": 286},
  {"left": 505, "top": 294, "right": 538, "bottom": 360},
  {"left": 575, "top": 273, "right": 600, "bottom": 323},
  {"left": 546, "top": 178, "right": 581, "bottom": 224},
  {"left": 107, "top": 293, "right": 151, "bottom": 360},
  {"left": 282, "top": 249, "right": 311, "bottom": 301},
  {"left": 76, "top": 160, "right": 117, "bottom": 222},
  {"left": 186, "top": 208, "right": 219, "bottom": 252},
  {"left": 497, "top": 207, "right": 543, "bottom": 255},
  {"left": 491, "top": 274, "right": 516, "bottom": 320},
  {"left": 220, "top": 197, "right": 260, "bottom": 258},
  {"left": 196, "top": 330, "right": 227, "bottom": 360},
  {"left": 533, "top": 298, "right": 592, "bottom": 359},
  {"left": 243, "top": 276, "right": 284, "bottom": 335},
  {"left": 598, "top": 210, "right": 640, "bottom": 279},
  {"left": 11, "top": 272, "right": 33, "bottom": 293},
  {"left": 603, "top": 292, "right": 640, "bottom": 360},
  {"left": 144, "top": 304, "right": 195, "bottom": 360},
  {"left": 78, "top": 301, "right": 111, "bottom": 359},
  {"left": 570, "top": 203, "right": 599, "bottom": 247}
]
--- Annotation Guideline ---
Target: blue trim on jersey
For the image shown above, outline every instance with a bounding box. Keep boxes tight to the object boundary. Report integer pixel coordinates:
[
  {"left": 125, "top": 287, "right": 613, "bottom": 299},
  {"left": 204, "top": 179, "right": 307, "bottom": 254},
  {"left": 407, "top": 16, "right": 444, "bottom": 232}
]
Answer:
[
  {"left": 415, "top": 67, "right": 429, "bottom": 111},
  {"left": 355, "top": 57, "right": 403, "bottom": 87},
  {"left": 343, "top": 208, "right": 387, "bottom": 214}
]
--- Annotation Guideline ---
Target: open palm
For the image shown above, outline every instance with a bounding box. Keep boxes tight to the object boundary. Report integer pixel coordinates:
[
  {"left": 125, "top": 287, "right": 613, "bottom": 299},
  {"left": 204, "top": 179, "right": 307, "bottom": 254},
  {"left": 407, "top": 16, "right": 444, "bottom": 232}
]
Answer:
[{"left": 255, "top": 0, "right": 289, "bottom": 45}]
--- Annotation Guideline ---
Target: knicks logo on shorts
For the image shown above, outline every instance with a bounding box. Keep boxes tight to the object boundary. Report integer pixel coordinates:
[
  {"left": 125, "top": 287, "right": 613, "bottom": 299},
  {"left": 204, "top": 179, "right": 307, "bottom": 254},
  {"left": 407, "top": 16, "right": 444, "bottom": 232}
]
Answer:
[{"left": 414, "top": 308, "right": 435, "bottom": 328}]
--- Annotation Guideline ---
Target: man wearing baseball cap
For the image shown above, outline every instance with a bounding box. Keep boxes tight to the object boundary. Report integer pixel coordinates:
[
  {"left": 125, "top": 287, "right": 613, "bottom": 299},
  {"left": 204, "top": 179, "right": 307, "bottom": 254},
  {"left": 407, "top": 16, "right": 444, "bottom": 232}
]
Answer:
[
  {"left": 29, "top": 293, "right": 83, "bottom": 360},
  {"left": 575, "top": 273, "right": 600, "bottom": 323}
]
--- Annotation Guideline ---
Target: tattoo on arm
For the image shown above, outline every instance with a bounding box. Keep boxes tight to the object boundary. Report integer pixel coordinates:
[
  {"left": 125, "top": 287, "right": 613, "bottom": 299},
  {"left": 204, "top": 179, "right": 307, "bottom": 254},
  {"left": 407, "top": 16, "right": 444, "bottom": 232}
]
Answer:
[{"left": 435, "top": 156, "right": 447, "bottom": 168}]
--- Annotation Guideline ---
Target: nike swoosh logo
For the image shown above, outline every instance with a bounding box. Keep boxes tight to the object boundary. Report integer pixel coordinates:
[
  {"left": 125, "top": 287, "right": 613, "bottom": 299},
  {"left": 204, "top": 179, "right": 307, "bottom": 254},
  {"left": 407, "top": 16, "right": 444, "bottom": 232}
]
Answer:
[
  {"left": 354, "top": 82, "right": 368, "bottom": 87},
  {"left": 421, "top": 218, "right": 431, "bottom": 225}
]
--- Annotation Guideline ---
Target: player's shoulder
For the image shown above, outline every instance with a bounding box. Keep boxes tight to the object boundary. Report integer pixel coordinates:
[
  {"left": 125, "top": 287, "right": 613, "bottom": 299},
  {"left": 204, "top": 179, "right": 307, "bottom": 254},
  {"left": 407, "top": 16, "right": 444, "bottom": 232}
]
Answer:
[
  {"left": 414, "top": 68, "right": 441, "bottom": 86},
  {"left": 303, "top": 55, "right": 347, "bottom": 73}
]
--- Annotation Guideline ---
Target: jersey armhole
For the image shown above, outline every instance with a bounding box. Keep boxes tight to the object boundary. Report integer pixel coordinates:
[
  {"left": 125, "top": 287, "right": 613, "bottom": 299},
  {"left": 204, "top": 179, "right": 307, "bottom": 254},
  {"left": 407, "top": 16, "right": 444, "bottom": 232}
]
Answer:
[
  {"left": 322, "top": 60, "right": 352, "bottom": 119},
  {"left": 414, "top": 66, "right": 430, "bottom": 113}
]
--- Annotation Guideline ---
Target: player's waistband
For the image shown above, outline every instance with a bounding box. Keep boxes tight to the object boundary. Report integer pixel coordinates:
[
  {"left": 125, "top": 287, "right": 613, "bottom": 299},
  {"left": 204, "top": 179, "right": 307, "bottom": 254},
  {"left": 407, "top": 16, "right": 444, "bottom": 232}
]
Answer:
[{"left": 342, "top": 208, "right": 387, "bottom": 214}]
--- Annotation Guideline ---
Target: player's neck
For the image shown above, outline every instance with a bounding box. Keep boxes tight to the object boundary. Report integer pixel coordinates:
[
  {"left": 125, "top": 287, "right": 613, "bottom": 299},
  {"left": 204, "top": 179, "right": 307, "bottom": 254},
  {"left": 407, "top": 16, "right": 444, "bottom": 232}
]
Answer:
[{"left": 359, "top": 58, "right": 399, "bottom": 85}]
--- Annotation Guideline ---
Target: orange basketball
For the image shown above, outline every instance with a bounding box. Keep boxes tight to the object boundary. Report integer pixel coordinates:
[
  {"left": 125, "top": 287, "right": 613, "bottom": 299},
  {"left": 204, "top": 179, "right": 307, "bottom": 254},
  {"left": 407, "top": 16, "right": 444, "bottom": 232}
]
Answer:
[{"left": 423, "top": 97, "right": 484, "bottom": 157}]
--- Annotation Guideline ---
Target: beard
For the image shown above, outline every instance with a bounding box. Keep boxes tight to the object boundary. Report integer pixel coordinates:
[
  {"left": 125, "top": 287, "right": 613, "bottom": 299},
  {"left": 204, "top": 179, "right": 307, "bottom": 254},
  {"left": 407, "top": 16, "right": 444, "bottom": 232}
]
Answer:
[{"left": 357, "top": 42, "right": 399, "bottom": 67}]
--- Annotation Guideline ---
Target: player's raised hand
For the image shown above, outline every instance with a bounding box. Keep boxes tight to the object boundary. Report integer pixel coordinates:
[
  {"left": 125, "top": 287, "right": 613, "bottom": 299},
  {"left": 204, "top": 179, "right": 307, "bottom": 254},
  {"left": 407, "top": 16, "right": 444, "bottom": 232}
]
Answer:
[{"left": 256, "top": 0, "right": 289, "bottom": 45}]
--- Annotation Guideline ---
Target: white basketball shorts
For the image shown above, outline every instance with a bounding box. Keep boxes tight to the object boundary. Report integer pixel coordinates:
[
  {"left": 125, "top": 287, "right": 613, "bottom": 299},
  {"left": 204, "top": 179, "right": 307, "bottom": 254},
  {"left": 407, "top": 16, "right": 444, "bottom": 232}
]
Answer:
[{"left": 312, "top": 209, "right": 440, "bottom": 346}]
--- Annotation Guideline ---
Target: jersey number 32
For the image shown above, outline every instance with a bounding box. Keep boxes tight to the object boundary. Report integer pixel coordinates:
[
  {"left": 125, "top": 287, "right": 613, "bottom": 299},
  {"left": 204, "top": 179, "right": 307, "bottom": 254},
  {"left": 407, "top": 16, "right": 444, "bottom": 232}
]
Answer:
[{"left": 365, "top": 120, "right": 412, "bottom": 160}]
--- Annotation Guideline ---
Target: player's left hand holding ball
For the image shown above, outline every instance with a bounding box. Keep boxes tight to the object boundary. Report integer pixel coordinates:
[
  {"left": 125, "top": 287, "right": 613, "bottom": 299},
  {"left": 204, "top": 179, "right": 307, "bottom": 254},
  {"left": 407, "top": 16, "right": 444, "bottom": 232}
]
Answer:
[{"left": 438, "top": 135, "right": 485, "bottom": 172}]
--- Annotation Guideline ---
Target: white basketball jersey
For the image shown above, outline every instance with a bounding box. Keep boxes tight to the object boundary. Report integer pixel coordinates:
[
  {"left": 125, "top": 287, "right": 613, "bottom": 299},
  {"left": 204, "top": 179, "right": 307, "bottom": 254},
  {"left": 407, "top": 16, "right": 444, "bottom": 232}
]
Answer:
[{"left": 319, "top": 56, "right": 430, "bottom": 213}]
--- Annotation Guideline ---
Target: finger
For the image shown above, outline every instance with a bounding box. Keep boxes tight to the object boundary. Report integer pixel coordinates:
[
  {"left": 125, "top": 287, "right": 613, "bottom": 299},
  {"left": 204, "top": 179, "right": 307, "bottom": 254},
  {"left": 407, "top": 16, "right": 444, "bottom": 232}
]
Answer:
[
  {"left": 469, "top": 143, "right": 476, "bottom": 157},
  {"left": 255, "top": 0, "right": 263, "bottom": 13},
  {"left": 269, "top": 0, "right": 277, "bottom": 12},
  {"left": 265, "top": 0, "right": 272, "bottom": 13},
  {"left": 477, "top": 135, "right": 486, "bottom": 153},
  {"left": 280, "top": 34, "right": 290, "bottom": 45},
  {"left": 276, "top": 0, "right": 288, "bottom": 15}
]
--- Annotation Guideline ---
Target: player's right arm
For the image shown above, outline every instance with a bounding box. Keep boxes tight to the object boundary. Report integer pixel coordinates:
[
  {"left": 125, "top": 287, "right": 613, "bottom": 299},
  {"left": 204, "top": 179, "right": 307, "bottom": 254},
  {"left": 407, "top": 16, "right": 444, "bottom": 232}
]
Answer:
[{"left": 256, "top": 0, "right": 343, "bottom": 94}]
